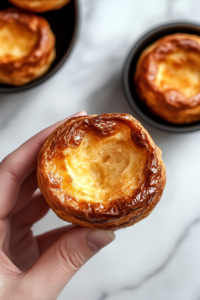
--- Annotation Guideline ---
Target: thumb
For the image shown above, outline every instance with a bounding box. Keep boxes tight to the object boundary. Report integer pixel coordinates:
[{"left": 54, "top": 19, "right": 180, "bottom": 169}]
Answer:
[{"left": 21, "top": 227, "right": 115, "bottom": 300}]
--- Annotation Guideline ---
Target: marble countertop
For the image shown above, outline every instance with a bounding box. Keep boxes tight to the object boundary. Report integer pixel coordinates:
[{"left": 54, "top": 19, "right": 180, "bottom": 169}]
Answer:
[{"left": 1, "top": 0, "right": 200, "bottom": 299}]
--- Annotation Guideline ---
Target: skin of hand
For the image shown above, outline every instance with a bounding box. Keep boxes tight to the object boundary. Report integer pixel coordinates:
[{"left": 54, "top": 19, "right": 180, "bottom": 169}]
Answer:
[{"left": 0, "top": 111, "right": 115, "bottom": 300}]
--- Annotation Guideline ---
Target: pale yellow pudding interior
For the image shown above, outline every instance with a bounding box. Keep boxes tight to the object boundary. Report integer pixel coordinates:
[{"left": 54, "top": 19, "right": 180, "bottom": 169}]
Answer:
[
  {"left": 0, "top": 23, "right": 38, "bottom": 63},
  {"left": 51, "top": 123, "right": 147, "bottom": 203},
  {"left": 155, "top": 50, "right": 200, "bottom": 98}
]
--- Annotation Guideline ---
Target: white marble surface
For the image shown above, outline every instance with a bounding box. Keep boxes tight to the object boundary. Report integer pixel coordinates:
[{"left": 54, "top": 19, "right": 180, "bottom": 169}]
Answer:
[{"left": 1, "top": 0, "right": 200, "bottom": 299}]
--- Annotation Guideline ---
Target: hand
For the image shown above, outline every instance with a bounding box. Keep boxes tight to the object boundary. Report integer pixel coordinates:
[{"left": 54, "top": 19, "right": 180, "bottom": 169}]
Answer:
[{"left": 0, "top": 111, "right": 115, "bottom": 300}]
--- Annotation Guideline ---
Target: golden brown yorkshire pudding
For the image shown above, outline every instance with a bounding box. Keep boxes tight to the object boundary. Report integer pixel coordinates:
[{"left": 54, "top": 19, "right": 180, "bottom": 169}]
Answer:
[
  {"left": 8, "top": 0, "right": 71, "bottom": 12},
  {"left": 135, "top": 33, "right": 200, "bottom": 124},
  {"left": 0, "top": 9, "right": 56, "bottom": 86},
  {"left": 37, "top": 114, "right": 166, "bottom": 230}
]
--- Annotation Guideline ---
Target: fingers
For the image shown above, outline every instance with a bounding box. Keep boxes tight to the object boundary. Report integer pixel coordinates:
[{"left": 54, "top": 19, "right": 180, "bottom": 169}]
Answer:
[
  {"left": 12, "top": 193, "right": 49, "bottom": 229},
  {"left": 0, "top": 111, "right": 87, "bottom": 220},
  {"left": 9, "top": 171, "right": 38, "bottom": 217},
  {"left": 22, "top": 228, "right": 115, "bottom": 300},
  {"left": 0, "top": 219, "right": 10, "bottom": 252},
  {"left": 36, "top": 225, "right": 76, "bottom": 254},
  {"left": 10, "top": 194, "right": 49, "bottom": 270}
]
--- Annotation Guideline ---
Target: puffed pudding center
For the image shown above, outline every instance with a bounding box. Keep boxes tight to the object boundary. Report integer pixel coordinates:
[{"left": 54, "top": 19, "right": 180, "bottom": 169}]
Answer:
[
  {"left": 0, "top": 23, "right": 38, "bottom": 62},
  {"left": 155, "top": 50, "right": 200, "bottom": 98},
  {"left": 51, "top": 124, "right": 147, "bottom": 202}
]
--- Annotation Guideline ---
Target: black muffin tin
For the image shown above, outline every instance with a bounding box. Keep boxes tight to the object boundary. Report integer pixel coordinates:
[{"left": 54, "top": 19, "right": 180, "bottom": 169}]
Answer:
[
  {"left": 0, "top": 0, "right": 79, "bottom": 93},
  {"left": 123, "top": 22, "right": 200, "bottom": 133}
]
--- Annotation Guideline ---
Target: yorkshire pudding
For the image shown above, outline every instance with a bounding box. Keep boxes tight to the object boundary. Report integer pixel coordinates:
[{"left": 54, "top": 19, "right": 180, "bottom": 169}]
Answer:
[
  {"left": 135, "top": 33, "right": 200, "bottom": 124},
  {"left": 0, "top": 9, "right": 56, "bottom": 86},
  {"left": 8, "top": 0, "right": 71, "bottom": 12},
  {"left": 37, "top": 114, "right": 166, "bottom": 229}
]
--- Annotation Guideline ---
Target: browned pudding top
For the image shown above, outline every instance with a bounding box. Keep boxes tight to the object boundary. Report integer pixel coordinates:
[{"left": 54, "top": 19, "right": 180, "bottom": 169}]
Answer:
[
  {"left": 0, "top": 9, "right": 55, "bottom": 71},
  {"left": 38, "top": 114, "right": 165, "bottom": 224},
  {"left": 8, "top": 0, "right": 71, "bottom": 13},
  {"left": 135, "top": 33, "right": 200, "bottom": 108}
]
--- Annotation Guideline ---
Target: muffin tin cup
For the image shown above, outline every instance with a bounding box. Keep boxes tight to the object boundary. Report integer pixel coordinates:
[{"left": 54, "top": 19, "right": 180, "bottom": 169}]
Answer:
[
  {"left": 0, "top": 0, "right": 79, "bottom": 93},
  {"left": 123, "top": 22, "right": 200, "bottom": 133}
]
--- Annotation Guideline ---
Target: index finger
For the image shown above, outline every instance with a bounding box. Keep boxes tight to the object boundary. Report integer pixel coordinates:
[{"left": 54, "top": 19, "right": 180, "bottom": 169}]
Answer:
[{"left": 0, "top": 111, "right": 87, "bottom": 219}]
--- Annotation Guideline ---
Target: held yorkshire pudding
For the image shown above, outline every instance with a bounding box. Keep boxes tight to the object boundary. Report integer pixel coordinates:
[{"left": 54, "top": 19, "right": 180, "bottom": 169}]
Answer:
[
  {"left": 0, "top": 9, "right": 56, "bottom": 86},
  {"left": 8, "top": 0, "right": 71, "bottom": 12},
  {"left": 134, "top": 33, "right": 200, "bottom": 124},
  {"left": 37, "top": 114, "right": 166, "bottom": 230}
]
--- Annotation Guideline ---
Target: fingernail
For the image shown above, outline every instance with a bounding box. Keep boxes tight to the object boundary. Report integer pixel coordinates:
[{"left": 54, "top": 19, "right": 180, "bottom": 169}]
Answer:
[
  {"left": 86, "top": 229, "right": 116, "bottom": 253},
  {"left": 73, "top": 110, "right": 87, "bottom": 117}
]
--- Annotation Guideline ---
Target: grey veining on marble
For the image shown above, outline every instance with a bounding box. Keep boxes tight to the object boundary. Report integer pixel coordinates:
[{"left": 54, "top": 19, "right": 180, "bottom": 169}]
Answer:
[
  {"left": 98, "top": 216, "right": 200, "bottom": 300},
  {"left": 0, "top": 0, "right": 200, "bottom": 300}
]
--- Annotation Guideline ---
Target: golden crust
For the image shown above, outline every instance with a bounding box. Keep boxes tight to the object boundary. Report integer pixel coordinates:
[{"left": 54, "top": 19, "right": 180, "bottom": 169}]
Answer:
[
  {"left": 37, "top": 114, "right": 166, "bottom": 230},
  {"left": 135, "top": 33, "right": 200, "bottom": 124},
  {"left": 0, "top": 9, "right": 56, "bottom": 86},
  {"left": 8, "top": 0, "right": 71, "bottom": 12}
]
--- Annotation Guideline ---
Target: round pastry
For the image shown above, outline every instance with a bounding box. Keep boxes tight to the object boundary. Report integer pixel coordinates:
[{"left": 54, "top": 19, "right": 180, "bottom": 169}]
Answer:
[
  {"left": 0, "top": 9, "right": 56, "bottom": 86},
  {"left": 134, "top": 33, "right": 200, "bottom": 124},
  {"left": 8, "top": 0, "right": 71, "bottom": 12},
  {"left": 37, "top": 114, "right": 166, "bottom": 230}
]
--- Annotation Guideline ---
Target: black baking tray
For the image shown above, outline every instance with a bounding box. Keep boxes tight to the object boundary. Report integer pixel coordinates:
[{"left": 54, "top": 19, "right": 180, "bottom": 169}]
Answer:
[
  {"left": 123, "top": 22, "right": 200, "bottom": 133},
  {"left": 0, "top": 0, "right": 79, "bottom": 93}
]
